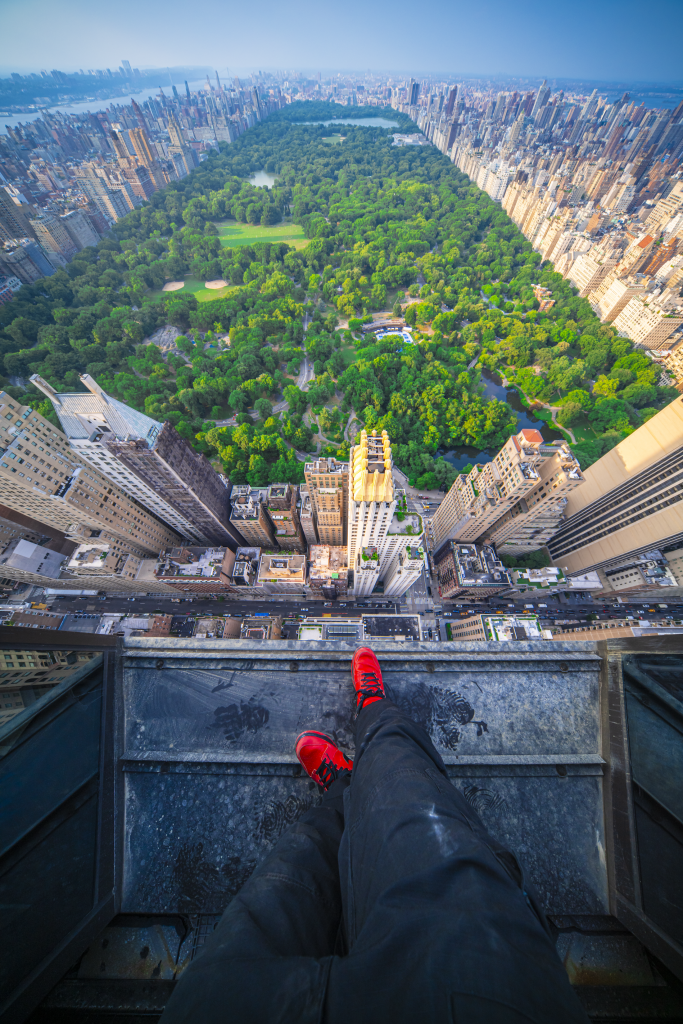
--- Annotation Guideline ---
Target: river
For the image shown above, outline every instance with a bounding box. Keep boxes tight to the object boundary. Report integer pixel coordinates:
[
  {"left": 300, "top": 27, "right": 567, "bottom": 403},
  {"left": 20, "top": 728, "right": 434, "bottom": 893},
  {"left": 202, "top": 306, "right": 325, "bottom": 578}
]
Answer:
[
  {"left": 1, "top": 80, "right": 208, "bottom": 134},
  {"left": 439, "top": 368, "right": 564, "bottom": 471}
]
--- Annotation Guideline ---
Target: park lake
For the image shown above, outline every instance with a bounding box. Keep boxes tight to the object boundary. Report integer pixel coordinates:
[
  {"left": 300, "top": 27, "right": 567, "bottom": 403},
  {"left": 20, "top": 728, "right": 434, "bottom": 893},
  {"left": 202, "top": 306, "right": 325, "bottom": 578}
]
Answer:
[{"left": 439, "top": 369, "right": 564, "bottom": 471}]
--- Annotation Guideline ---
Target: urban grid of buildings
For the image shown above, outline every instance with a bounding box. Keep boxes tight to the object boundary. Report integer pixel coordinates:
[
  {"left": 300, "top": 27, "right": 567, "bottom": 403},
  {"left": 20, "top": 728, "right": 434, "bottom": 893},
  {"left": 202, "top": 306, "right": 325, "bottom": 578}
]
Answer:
[{"left": 1, "top": 69, "right": 683, "bottom": 707}]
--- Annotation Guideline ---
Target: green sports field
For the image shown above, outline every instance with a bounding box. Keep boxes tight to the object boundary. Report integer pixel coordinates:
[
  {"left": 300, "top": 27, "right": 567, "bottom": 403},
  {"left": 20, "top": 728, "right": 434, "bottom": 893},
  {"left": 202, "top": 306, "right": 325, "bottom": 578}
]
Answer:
[
  {"left": 216, "top": 219, "right": 307, "bottom": 249},
  {"left": 149, "top": 278, "right": 235, "bottom": 303}
]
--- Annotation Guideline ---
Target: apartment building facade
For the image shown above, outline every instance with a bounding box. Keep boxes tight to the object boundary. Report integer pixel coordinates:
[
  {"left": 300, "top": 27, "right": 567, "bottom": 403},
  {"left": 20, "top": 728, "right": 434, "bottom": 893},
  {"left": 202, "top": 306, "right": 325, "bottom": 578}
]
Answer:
[
  {"left": 229, "top": 486, "right": 276, "bottom": 548},
  {"left": 266, "top": 483, "right": 306, "bottom": 552},
  {"left": 431, "top": 430, "right": 583, "bottom": 555},
  {"left": 612, "top": 297, "right": 683, "bottom": 350},
  {"left": 0, "top": 391, "right": 179, "bottom": 557},
  {"left": 32, "top": 374, "right": 243, "bottom": 549},
  {"left": 548, "top": 397, "right": 683, "bottom": 576},
  {"left": 298, "top": 486, "right": 319, "bottom": 546},
  {"left": 305, "top": 458, "right": 348, "bottom": 546}
]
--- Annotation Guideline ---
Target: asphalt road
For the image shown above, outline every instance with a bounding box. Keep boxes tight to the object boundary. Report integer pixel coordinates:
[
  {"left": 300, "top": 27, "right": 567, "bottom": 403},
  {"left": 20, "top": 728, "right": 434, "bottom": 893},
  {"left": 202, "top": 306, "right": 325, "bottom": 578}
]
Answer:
[
  {"left": 47, "top": 585, "right": 683, "bottom": 626},
  {"left": 48, "top": 596, "right": 402, "bottom": 617}
]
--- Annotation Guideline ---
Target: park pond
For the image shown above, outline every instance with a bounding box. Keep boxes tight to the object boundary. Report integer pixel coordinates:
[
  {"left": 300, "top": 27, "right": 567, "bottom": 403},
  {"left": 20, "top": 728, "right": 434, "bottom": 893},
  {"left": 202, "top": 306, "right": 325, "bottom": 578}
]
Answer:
[
  {"left": 439, "top": 369, "right": 564, "bottom": 471},
  {"left": 248, "top": 170, "right": 278, "bottom": 188}
]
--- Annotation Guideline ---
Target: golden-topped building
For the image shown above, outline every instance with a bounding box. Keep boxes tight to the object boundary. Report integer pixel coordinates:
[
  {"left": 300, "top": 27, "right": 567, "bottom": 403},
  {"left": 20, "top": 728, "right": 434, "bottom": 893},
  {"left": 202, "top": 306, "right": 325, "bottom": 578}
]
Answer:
[{"left": 347, "top": 430, "right": 397, "bottom": 597}]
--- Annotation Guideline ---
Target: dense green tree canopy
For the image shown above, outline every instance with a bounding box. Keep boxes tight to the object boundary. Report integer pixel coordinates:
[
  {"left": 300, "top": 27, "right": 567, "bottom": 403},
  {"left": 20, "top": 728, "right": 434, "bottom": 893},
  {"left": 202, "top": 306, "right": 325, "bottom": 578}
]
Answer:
[{"left": 0, "top": 102, "right": 675, "bottom": 485}]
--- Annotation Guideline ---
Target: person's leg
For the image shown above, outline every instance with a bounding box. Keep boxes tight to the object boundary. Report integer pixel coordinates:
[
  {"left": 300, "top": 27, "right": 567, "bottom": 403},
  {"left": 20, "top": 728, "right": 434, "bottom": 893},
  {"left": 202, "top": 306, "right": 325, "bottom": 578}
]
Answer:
[
  {"left": 160, "top": 737, "right": 352, "bottom": 1024},
  {"left": 327, "top": 651, "right": 588, "bottom": 1024}
]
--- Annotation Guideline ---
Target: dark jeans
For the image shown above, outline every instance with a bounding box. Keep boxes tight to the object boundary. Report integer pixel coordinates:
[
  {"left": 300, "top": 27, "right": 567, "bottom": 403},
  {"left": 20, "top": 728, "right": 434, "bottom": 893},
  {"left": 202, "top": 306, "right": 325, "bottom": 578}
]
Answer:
[{"left": 161, "top": 700, "right": 588, "bottom": 1023}]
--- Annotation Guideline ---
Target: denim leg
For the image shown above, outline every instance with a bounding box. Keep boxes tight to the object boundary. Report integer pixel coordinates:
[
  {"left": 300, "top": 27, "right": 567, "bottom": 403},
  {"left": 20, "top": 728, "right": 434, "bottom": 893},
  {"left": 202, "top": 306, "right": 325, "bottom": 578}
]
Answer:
[
  {"left": 160, "top": 776, "right": 349, "bottom": 1024},
  {"left": 327, "top": 700, "right": 588, "bottom": 1024}
]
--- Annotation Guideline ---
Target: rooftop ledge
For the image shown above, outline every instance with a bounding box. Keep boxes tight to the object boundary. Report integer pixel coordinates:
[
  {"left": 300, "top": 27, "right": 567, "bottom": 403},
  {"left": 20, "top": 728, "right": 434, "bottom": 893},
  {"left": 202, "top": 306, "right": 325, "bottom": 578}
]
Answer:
[{"left": 122, "top": 637, "right": 602, "bottom": 658}]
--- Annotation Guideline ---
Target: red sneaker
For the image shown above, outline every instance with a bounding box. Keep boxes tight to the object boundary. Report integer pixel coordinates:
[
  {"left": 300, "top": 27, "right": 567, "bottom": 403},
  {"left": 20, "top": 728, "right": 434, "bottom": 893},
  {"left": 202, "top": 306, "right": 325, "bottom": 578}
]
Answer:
[
  {"left": 352, "top": 647, "right": 386, "bottom": 716},
  {"left": 295, "top": 731, "right": 353, "bottom": 791}
]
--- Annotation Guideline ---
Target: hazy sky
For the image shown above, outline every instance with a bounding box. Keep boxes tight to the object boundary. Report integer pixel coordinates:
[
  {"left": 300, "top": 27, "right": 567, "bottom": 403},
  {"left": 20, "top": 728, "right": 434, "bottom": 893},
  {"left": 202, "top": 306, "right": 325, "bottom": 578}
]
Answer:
[{"left": 1, "top": 0, "right": 682, "bottom": 83}]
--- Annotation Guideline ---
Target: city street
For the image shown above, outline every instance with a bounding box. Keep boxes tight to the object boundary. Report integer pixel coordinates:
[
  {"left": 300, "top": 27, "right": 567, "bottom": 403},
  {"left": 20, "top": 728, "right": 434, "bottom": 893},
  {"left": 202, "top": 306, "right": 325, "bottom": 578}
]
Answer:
[{"left": 47, "top": 595, "right": 402, "bottom": 617}]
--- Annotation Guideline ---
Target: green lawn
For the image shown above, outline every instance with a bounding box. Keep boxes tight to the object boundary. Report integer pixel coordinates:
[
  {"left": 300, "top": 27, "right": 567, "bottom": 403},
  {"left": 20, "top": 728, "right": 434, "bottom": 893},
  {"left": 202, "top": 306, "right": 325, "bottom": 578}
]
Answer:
[
  {"left": 216, "top": 219, "right": 308, "bottom": 250},
  {"left": 339, "top": 344, "right": 357, "bottom": 368},
  {"left": 322, "top": 134, "right": 345, "bottom": 144},
  {"left": 571, "top": 419, "right": 600, "bottom": 441}
]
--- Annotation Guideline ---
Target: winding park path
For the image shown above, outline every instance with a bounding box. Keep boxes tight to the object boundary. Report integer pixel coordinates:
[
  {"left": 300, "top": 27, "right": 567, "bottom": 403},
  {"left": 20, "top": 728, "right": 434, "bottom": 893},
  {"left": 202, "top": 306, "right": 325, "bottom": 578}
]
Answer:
[{"left": 344, "top": 408, "right": 358, "bottom": 442}]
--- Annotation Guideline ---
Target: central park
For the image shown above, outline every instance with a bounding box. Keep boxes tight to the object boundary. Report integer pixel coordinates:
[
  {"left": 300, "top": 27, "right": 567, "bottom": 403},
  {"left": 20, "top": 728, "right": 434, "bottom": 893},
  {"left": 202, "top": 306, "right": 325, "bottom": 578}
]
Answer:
[{"left": 0, "top": 101, "right": 676, "bottom": 499}]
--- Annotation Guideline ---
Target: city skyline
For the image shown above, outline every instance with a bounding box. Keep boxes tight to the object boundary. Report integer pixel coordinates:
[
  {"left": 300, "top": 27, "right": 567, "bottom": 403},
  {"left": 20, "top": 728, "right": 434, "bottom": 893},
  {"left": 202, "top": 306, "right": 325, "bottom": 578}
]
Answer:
[{"left": 1, "top": 0, "right": 683, "bottom": 83}]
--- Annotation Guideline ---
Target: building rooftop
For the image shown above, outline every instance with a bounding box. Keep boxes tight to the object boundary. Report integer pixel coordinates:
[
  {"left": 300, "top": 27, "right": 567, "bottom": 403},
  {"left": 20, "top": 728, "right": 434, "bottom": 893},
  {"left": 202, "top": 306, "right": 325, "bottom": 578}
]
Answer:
[
  {"left": 30, "top": 373, "right": 160, "bottom": 443},
  {"left": 156, "top": 547, "right": 227, "bottom": 579},
  {"left": 309, "top": 545, "right": 348, "bottom": 577},
  {"left": 512, "top": 566, "right": 566, "bottom": 589},
  {"left": 304, "top": 457, "right": 348, "bottom": 474},
  {"left": 363, "top": 615, "right": 420, "bottom": 641},
  {"left": 387, "top": 512, "right": 423, "bottom": 536},
  {"left": 350, "top": 430, "right": 393, "bottom": 502},
  {"left": 230, "top": 487, "right": 268, "bottom": 521},
  {"left": 0, "top": 538, "right": 66, "bottom": 579},
  {"left": 266, "top": 482, "right": 293, "bottom": 506},
  {"left": 258, "top": 552, "right": 306, "bottom": 583},
  {"left": 231, "top": 547, "right": 261, "bottom": 586},
  {"left": 111, "top": 635, "right": 610, "bottom": 935},
  {"left": 482, "top": 614, "right": 547, "bottom": 642},
  {"left": 452, "top": 543, "right": 511, "bottom": 589}
]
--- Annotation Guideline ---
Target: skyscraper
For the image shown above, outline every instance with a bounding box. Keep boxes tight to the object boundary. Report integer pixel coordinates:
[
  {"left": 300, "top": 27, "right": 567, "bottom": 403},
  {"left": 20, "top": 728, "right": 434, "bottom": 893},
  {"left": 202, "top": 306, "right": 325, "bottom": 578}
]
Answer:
[
  {"left": 444, "top": 86, "right": 458, "bottom": 120},
  {"left": 167, "top": 114, "right": 199, "bottom": 176},
  {"left": 548, "top": 397, "right": 683, "bottom": 576},
  {"left": 0, "top": 187, "right": 34, "bottom": 243},
  {"left": 305, "top": 457, "right": 348, "bottom": 545},
  {"left": 74, "top": 168, "right": 130, "bottom": 222},
  {"left": 530, "top": 79, "right": 551, "bottom": 119},
  {"left": 347, "top": 430, "right": 396, "bottom": 598},
  {"left": 30, "top": 374, "right": 243, "bottom": 549},
  {"left": 0, "top": 390, "right": 179, "bottom": 556}
]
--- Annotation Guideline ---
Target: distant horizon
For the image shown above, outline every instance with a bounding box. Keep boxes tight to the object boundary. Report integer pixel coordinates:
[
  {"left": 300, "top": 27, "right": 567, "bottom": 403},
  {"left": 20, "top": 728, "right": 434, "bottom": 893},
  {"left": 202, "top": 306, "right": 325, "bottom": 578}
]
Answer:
[
  {"left": 1, "top": 64, "right": 683, "bottom": 91},
  {"left": 1, "top": 0, "right": 681, "bottom": 85}
]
